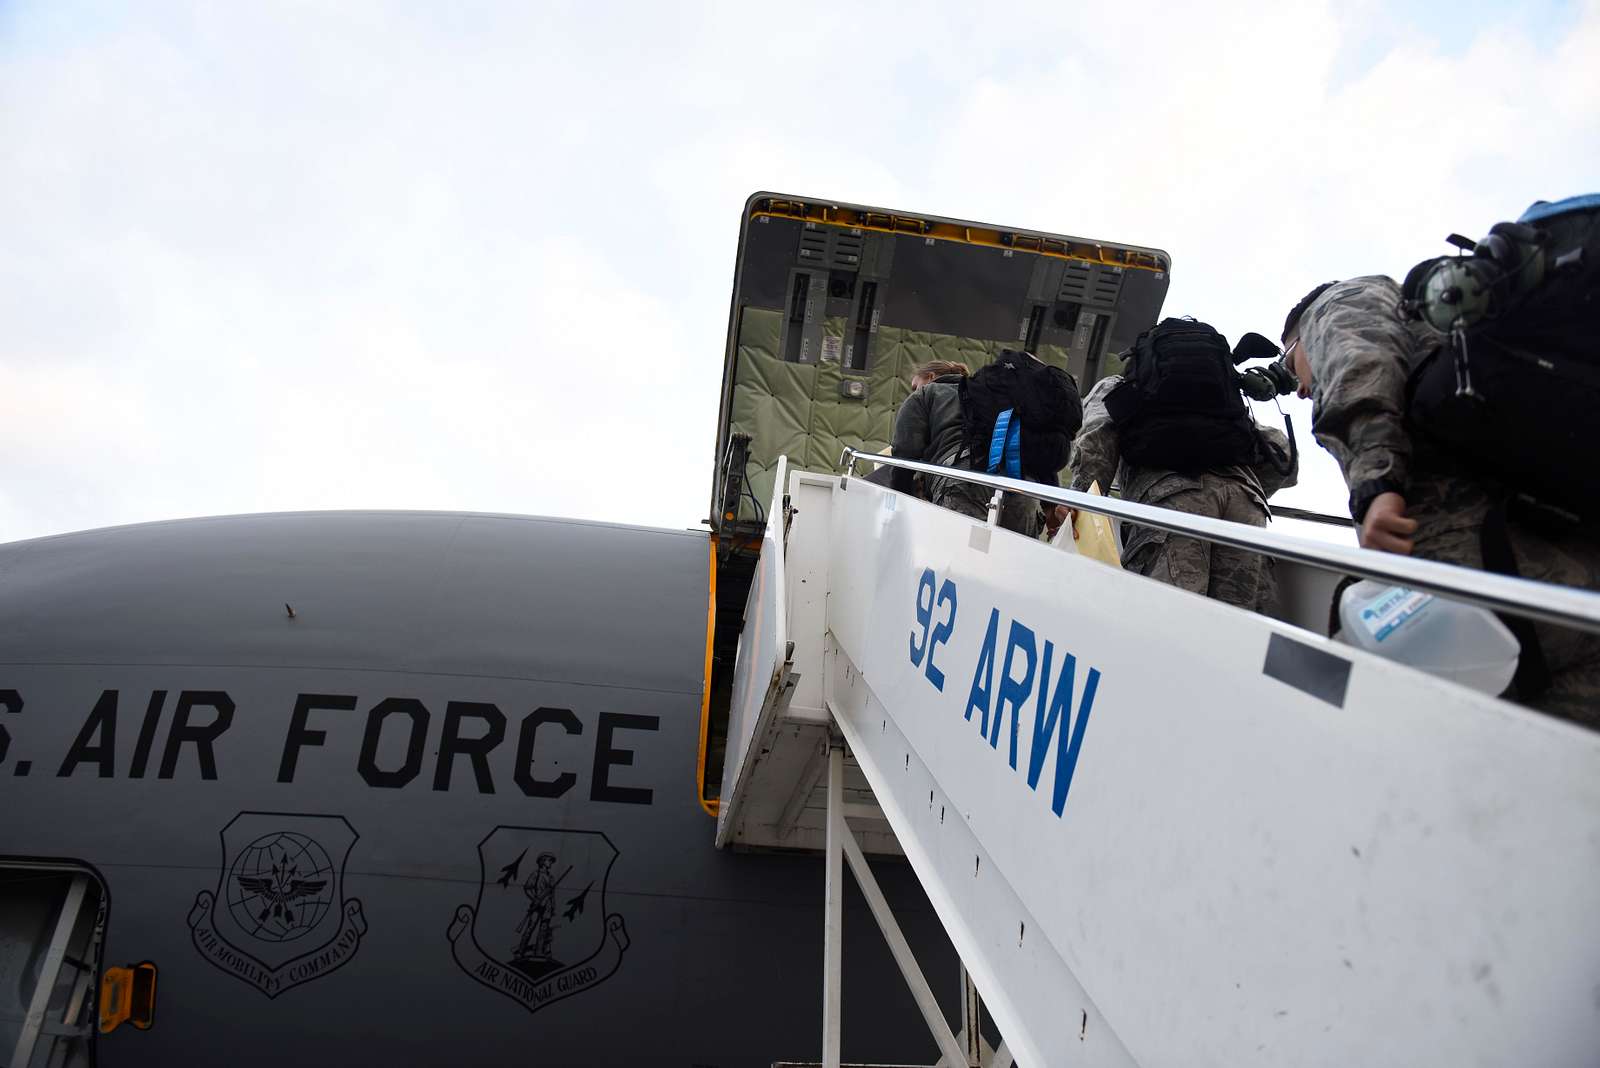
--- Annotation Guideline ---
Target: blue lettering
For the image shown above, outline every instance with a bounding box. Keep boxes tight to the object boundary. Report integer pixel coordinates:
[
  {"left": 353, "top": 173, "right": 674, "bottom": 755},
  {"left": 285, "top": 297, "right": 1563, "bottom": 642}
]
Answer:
[
  {"left": 924, "top": 579, "right": 957, "bottom": 691},
  {"left": 990, "top": 621, "right": 1036, "bottom": 769},
  {"left": 1026, "top": 641, "right": 1100, "bottom": 817},
  {"left": 964, "top": 609, "right": 1000, "bottom": 734},
  {"left": 909, "top": 568, "right": 935, "bottom": 668}
]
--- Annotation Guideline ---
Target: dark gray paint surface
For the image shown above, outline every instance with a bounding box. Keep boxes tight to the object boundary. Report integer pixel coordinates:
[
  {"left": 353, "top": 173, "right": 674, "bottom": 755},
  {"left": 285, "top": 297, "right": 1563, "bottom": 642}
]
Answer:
[{"left": 0, "top": 512, "right": 955, "bottom": 1067}]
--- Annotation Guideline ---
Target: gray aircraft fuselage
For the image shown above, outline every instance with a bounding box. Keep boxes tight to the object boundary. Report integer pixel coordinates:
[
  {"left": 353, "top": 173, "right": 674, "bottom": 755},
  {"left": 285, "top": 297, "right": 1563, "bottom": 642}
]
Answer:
[{"left": 0, "top": 510, "right": 954, "bottom": 1067}]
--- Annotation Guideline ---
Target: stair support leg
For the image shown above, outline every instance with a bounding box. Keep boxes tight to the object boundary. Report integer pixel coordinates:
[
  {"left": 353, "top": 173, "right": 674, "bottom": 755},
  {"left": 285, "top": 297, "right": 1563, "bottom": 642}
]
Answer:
[
  {"left": 840, "top": 815, "right": 968, "bottom": 1067},
  {"left": 822, "top": 743, "right": 844, "bottom": 1068},
  {"left": 961, "top": 967, "right": 982, "bottom": 1067}
]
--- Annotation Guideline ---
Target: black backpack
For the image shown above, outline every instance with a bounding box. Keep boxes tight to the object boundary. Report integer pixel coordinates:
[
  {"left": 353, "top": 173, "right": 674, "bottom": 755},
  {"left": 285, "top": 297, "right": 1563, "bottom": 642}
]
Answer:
[
  {"left": 957, "top": 349, "right": 1082, "bottom": 484},
  {"left": 1402, "top": 195, "right": 1600, "bottom": 517},
  {"left": 1104, "top": 318, "right": 1267, "bottom": 472}
]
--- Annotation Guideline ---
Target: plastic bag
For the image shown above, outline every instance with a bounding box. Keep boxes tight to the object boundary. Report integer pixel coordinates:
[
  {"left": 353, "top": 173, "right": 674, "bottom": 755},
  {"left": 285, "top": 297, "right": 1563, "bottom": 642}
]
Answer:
[
  {"left": 1053, "top": 481, "right": 1122, "bottom": 568},
  {"left": 1048, "top": 512, "right": 1079, "bottom": 554}
]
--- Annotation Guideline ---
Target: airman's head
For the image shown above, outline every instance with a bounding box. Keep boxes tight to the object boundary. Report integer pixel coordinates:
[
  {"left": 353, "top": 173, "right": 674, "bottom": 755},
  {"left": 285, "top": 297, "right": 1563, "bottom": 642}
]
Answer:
[
  {"left": 910, "top": 359, "right": 970, "bottom": 390},
  {"left": 1281, "top": 281, "right": 1339, "bottom": 399}
]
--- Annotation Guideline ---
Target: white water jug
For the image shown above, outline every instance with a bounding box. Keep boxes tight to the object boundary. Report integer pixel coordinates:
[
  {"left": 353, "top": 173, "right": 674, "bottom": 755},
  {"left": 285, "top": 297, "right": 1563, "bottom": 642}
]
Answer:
[{"left": 1335, "top": 580, "right": 1520, "bottom": 696}]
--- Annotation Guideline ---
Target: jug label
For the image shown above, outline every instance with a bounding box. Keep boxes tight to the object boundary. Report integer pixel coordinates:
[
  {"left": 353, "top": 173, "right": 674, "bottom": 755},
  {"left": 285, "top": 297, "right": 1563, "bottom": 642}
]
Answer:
[{"left": 1359, "top": 587, "right": 1434, "bottom": 642}]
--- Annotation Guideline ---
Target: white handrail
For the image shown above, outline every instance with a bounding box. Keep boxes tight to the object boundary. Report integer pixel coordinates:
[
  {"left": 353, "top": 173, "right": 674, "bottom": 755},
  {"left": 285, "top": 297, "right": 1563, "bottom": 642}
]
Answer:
[{"left": 841, "top": 448, "right": 1600, "bottom": 636}]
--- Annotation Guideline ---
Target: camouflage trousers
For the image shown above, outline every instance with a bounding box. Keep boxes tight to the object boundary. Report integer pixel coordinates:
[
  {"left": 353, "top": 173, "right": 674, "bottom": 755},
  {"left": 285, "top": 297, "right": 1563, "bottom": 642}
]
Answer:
[
  {"left": 1122, "top": 475, "right": 1276, "bottom": 614},
  {"left": 928, "top": 472, "right": 1042, "bottom": 538},
  {"left": 1406, "top": 473, "right": 1600, "bottom": 729}
]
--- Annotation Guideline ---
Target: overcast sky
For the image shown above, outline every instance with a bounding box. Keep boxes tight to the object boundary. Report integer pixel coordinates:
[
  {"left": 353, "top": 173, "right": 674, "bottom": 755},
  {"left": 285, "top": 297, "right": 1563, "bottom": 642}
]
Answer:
[{"left": 3, "top": 1, "right": 1596, "bottom": 543}]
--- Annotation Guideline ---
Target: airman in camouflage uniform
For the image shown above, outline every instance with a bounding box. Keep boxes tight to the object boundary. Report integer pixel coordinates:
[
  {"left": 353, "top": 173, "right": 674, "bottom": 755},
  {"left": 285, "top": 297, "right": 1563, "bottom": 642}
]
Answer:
[
  {"left": 890, "top": 361, "right": 1044, "bottom": 537},
  {"left": 1069, "top": 374, "right": 1298, "bottom": 613},
  {"left": 1284, "top": 275, "right": 1600, "bottom": 727}
]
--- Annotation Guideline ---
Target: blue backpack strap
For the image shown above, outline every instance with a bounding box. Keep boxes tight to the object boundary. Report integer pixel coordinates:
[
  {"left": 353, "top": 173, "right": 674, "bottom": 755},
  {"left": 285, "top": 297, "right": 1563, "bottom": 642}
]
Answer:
[{"left": 987, "top": 408, "right": 1022, "bottom": 479}]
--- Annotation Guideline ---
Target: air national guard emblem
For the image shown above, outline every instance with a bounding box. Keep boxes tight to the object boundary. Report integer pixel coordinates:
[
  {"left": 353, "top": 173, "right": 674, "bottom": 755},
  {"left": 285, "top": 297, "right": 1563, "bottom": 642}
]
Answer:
[
  {"left": 186, "top": 812, "right": 366, "bottom": 998},
  {"left": 447, "top": 826, "right": 630, "bottom": 1015}
]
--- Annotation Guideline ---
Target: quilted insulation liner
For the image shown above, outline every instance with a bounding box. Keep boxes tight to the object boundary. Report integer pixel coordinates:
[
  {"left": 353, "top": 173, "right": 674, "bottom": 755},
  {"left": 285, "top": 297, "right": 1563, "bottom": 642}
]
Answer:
[{"left": 729, "top": 307, "right": 1072, "bottom": 521}]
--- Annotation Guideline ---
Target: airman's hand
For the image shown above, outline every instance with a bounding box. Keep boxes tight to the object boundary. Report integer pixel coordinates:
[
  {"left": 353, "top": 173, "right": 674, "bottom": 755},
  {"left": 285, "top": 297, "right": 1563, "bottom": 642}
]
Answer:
[{"left": 1359, "top": 492, "right": 1417, "bottom": 555}]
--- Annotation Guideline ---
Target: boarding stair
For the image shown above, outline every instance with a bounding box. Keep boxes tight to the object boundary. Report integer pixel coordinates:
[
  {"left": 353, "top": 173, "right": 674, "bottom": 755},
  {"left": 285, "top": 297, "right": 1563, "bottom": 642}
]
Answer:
[{"left": 718, "top": 453, "right": 1600, "bottom": 1068}]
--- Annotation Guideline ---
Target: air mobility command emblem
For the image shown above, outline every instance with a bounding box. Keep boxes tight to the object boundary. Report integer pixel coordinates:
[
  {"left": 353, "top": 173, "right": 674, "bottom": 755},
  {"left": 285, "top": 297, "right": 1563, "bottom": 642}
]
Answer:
[
  {"left": 447, "top": 825, "right": 629, "bottom": 1014},
  {"left": 186, "top": 811, "right": 366, "bottom": 998}
]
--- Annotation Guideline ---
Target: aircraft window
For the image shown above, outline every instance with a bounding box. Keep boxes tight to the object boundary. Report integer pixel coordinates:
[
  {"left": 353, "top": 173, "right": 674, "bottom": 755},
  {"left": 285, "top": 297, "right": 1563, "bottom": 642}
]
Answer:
[{"left": 0, "top": 861, "right": 109, "bottom": 1066}]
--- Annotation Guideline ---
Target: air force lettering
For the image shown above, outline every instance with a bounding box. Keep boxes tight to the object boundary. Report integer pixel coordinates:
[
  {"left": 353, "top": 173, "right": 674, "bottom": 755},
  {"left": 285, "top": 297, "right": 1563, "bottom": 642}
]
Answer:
[
  {"left": 447, "top": 826, "right": 630, "bottom": 1015},
  {"left": 186, "top": 811, "right": 366, "bottom": 998}
]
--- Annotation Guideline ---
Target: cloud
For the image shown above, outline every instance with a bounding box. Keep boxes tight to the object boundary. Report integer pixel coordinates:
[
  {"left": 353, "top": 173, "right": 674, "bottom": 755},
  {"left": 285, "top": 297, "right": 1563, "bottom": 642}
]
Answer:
[{"left": 1, "top": 0, "right": 1595, "bottom": 540}]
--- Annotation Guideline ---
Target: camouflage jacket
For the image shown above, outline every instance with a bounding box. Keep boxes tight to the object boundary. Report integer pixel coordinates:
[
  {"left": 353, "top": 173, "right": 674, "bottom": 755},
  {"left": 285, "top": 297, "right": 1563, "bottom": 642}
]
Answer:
[
  {"left": 1068, "top": 374, "right": 1298, "bottom": 511},
  {"left": 1295, "top": 275, "right": 1440, "bottom": 519},
  {"left": 1299, "top": 275, "right": 1600, "bottom": 556}
]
